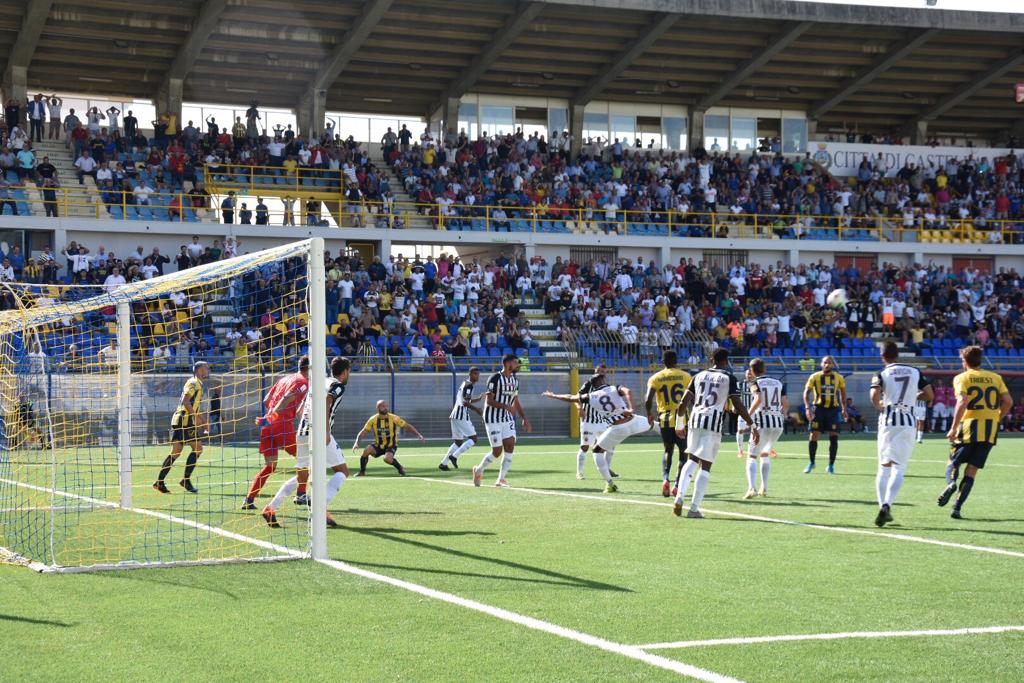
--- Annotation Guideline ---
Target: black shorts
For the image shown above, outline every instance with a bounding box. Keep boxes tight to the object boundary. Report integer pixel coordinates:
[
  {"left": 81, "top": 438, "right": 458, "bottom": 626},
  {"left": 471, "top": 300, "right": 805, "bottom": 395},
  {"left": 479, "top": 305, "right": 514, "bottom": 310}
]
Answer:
[
  {"left": 660, "top": 426, "right": 685, "bottom": 453},
  {"left": 950, "top": 442, "right": 993, "bottom": 470},
  {"left": 170, "top": 424, "right": 200, "bottom": 444},
  {"left": 369, "top": 444, "right": 397, "bottom": 457},
  {"left": 812, "top": 407, "right": 842, "bottom": 433}
]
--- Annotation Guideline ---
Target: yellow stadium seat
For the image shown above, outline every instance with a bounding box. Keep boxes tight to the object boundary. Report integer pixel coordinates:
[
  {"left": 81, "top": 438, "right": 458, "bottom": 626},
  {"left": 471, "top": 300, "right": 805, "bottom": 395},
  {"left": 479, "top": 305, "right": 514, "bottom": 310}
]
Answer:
[
  {"left": 438, "top": 324, "right": 449, "bottom": 337},
  {"left": 175, "top": 311, "right": 189, "bottom": 323},
  {"left": 153, "top": 323, "right": 165, "bottom": 335},
  {"left": 106, "top": 322, "right": 117, "bottom": 334}
]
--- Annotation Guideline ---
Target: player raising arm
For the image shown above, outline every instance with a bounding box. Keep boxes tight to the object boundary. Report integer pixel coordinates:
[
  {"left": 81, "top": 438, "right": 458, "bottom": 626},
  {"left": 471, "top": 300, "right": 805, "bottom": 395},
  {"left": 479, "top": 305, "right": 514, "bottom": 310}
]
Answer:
[
  {"left": 154, "top": 361, "right": 209, "bottom": 494},
  {"left": 352, "top": 401, "right": 425, "bottom": 476},
  {"left": 937, "top": 346, "right": 1012, "bottom": 520}
]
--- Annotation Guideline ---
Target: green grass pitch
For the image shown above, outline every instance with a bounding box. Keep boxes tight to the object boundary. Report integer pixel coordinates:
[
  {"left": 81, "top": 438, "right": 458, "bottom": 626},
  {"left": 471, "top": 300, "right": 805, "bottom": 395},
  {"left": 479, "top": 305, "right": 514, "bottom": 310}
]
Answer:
[{"left": 2, "top": 434, "right": 1023, "bottom": 682}]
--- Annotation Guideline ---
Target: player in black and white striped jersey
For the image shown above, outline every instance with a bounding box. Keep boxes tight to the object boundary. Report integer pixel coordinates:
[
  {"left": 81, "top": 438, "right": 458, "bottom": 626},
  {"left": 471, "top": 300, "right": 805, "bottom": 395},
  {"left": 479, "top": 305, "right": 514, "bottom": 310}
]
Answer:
[
  {"left": 870, "top": 342, "right": 933, "bottom": 527},
  {"left": 914, "top": 398, "right": 928, "bottom": 444},
  {"left": 742, "top": 358, "right": 788, "bottom": 499},
  {"left": 473, "top": 354, "right": 532, "bottom": 488},
  {"left": 672, "top": 348, "right": 759, "bottom": 518},
  {"left": 439, "top": 367, "right": 484, "bottom": 471},
  {"left": 576, "top": 363, "right": 617, "bottom": 480},
  {"left": 734, "top": 369, "right": 755, "bottom": 458},
  {"left": 263, "top": 357, "right": 352, "bottom": 529}
]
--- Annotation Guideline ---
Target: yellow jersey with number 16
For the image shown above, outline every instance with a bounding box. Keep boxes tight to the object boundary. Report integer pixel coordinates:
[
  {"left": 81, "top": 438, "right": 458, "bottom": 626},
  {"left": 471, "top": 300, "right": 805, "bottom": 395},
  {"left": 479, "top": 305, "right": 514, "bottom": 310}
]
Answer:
[{"left": 647, "top": 368, "right": 693, "bottom": 428}]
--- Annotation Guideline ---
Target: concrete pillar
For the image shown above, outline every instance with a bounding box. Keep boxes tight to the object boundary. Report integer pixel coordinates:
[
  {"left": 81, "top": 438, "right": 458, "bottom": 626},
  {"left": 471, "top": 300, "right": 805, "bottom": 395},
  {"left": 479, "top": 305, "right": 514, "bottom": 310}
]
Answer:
[
  {"left": 1, "top": 65, "right": 28, "bottom": 125},
  {"left": 379, "top": 236, "right": 392, "bottom": 261},
  {"left": 569, "top": 103, "right": 584, "bottom": 160},
  {"left": 155, "top": 77, "right": 183, "bottom": 127},
  {"left": 660, "top": 244, "right": 672, "bottom": 270},
  {"left": 297, "top": 87, "right": 327, "bottom": 140},
  {"left": 912, "top": 251, "right": 924, "bottom": 266},
  {"left": 443, "top": 97, "right": 460, "bottom": 136},
  {"left": 523, "top": 243, "right": 536, "bottom": 262},
  {"left": 806, "top": 118, "right": 818, "bottom": 141},
  {"left": 911, "top": 119, "right": 928, "bottom": 146},
  {"left": 689, "top": 109, "right": 705, "bottom": 152},
  {"left": 787, "top": 247, "right": 800, "bottom": 267}
]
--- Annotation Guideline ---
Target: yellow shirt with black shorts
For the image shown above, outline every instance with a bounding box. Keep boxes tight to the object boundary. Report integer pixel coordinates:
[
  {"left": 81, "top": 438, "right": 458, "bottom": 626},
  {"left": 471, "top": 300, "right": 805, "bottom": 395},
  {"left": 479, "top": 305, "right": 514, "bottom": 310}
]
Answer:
[
  {"left": 950, "top": 368, "right": 1009, "bottom": 469},
  {"left": 171, "top": 377, "right": 203, "bottom": 443},
  {"left": 364, "top": 413, "right": 407, "bottom": 456},
  {"left": 647, "top": 368, "right": 692, "bottom": 449},
  {"left": 805, "top": 371, "right": 845, "bottom": 432}
]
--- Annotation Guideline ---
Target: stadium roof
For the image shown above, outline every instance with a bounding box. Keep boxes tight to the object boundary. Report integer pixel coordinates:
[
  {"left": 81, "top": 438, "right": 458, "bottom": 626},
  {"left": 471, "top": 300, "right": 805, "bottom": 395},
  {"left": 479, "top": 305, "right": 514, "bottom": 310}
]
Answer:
[{"left": 3, "top": 0, "right": 1024, "bottom": 136}]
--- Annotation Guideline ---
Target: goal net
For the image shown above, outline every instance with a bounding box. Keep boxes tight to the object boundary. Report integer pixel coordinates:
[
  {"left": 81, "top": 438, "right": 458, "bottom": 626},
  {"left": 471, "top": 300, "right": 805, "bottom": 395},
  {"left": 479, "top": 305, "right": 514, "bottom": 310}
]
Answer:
[{"left": 0, "top": 238, "right": 328, "bottom": 572}]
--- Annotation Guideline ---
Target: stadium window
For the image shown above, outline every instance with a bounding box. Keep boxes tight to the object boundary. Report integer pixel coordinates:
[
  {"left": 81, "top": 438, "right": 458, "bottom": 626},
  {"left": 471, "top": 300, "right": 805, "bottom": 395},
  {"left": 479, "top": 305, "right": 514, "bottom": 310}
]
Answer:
[
  {"left": 458, "top": 102, "right": 479, "bottom": 139},
  {"left": 583, "top": 112, "right": 609, "bottom": 141},
  {"left": 702, "top": 249, "right": 748, "bottom": 274},
  {"left": 952, "top": 256, "right": 993, "bottom": 275},
  {"left": 731, "top": 116, "right": 756, "bottom": 152},
  {"left": 704, "top": 114, "right": 729, "bottom": 152},
  {"left": 480, "top": 105, "right": 514, "bottom": 137},
  {"left": 548, "top": 107, "right": 568, "bottom": 138},
  {"left": 834, "top": 254, "right": 876, "bottom": 274},
  {"left": 637, "top": 116, "right": 661, "bottom": 148},
  {"left": 611, "top": 115, "right": 635, "bottom": 143},
  {"left": 515, "top": 106, "right": 548, "bottom": 139},
  {"left": 662, "top": 116, "right": 688, "bottom": 150},
  {"left": 783, "top": 117, "right": 808, "bottom": 153}
]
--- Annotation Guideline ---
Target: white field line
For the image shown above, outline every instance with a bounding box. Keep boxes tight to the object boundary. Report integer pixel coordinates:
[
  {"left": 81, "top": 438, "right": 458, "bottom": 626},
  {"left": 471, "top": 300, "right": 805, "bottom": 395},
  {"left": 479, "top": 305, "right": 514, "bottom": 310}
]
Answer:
[
  {"left": 0, "top": 478, "right": 740, "bottom": 682},
  {"left": 406, "top": 477, "right": 1024, "bottom": 560},
  {"left": 637, "top": 624, "right": 1024, "bottom": 650},
  {"left": 317, "top": 558, "right": 740, "bottom": 683}
]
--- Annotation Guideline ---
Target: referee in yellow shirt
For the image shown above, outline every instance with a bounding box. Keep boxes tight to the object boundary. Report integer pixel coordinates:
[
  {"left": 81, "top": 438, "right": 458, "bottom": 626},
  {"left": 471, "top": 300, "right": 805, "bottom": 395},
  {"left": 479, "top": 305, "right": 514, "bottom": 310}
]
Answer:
[
  {"left": 802, "top": 355, "right": 848, "bottom": 474},
  {"left": 352, "top": 400, "right": 425, "bottom": 476},
  {"left": 937, "top": 346, "right": 1012, "bottom": 519}
]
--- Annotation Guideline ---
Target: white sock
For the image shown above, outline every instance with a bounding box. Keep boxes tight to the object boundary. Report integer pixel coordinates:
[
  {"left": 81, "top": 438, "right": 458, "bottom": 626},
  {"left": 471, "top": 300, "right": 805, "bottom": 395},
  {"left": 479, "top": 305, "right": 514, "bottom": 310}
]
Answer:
[
  {"left": 674, "top": 459, "right": 698, "bottom": 505},
  {"left": 325, "top": 471, "right": 347, "bottom": 504},
  {"left": 736, "top": 431, "right": 745, "bottom": 453},
  {"left": 916, "top": 430, "right": 923, "bottom": 441},
  {"left": 876, "top": 465, "right": 892, "bottom": 507},
  {"left": 576, "top": 448, "right": 586, "bottom": 476},
  {"left": 759, "top": 457, "right": 771, "bottom": 490},
  {"left": 268, "top": 476, "right": 298, "bottom": 512},
  {"left": 477, "top": 452, "right": 496, "bottom": 472},
  {"left": 592, "top": 450, "right": 613, "bottom": 484},
  {"left": 884, "top": 463, "right": 905, "bottom": 507},
  {"left": 498, "top": 451, "right": 514, "bottom": 480},
  {"left": 441, "top": 443, "right": 457, "bottom": 466},
  {"left": 745, "top": 457, "right": 758, "bottom": 490},
  {"left": 691, "top": 470, "right": 711, "bottom": 510},
  {"left": 605, "top": 448, "right": 615, "bottom": 469},
  {"left": 453, "top": 439, "right": 475, "bottom": 459}
]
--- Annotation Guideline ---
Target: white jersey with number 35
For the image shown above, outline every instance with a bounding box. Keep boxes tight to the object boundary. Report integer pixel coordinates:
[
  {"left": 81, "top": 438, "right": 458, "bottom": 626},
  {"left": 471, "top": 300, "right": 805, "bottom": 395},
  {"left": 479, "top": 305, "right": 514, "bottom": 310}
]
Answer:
[{"left": 585, "top": 385, "right": 629, "bottom": 421}]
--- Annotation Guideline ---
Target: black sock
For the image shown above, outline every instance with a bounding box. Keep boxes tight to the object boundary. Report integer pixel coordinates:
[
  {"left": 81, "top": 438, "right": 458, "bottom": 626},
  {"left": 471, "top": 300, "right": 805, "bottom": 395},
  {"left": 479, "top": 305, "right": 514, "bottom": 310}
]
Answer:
[
  {"left": 954, "top": 476, "right": 974, "bottom": 510},
  {"left": 156, "top": 455, "right": 176, "bottom": 483},
  {"left": 390, "top": 458, "right": 404, "bottom": 473},
  {"left": 183, "top": 451, "right": 199, "bottom": 481},
  {"left": 828, "top": 435, "right": 838, "bottom": 465},
  {"left": 663, "top": 452, "right": 673, "bottom": 479},
  {"left": 945, "top": 462, "right": 958, "bottom": 485},
  {"left": 808, "top": 440, "right": 818, "bottom": 464},
  {"left": 359, "top": 455, "right": 369, "bottom": 474}
]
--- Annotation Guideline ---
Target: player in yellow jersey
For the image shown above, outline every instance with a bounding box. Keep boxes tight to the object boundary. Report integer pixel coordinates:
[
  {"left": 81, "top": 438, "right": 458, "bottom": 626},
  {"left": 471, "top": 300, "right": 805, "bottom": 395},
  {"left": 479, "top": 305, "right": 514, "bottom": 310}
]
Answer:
[
  {"left": 154, "top": 361, "right": 210, "bottom": 494},
  {"left": 802, "top": 355, "right": 848, "bottom": 474},
  {"left": 352, "top": 400, "right": 425, "bottom": 476},
  {"left": 644, "top": 350, "right": 693, "bottom": 497},
  {"left": 937, "top": 346, "right": 1012, "bottom": 519}
]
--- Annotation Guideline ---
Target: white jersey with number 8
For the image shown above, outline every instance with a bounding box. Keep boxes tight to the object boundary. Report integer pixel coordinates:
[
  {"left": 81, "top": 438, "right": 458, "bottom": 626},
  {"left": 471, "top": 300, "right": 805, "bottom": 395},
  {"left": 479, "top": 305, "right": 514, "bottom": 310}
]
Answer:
[{"left": 585, "top": 385, "right": 629, "bottom": 421}]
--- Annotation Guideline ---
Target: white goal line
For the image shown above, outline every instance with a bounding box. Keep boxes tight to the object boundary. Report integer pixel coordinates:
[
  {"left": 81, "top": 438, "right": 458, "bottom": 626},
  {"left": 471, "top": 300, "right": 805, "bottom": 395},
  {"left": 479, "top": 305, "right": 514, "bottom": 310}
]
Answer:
[{"left": 637, "top": 624, "right": 1024, "bottom": 650}]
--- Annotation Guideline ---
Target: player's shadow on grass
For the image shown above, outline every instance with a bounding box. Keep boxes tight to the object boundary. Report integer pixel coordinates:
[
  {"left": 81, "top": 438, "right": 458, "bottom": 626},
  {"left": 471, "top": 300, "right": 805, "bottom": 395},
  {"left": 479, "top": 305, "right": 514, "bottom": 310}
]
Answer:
[
  {"left": 337, "top": 526, "right": 493, "bottom": 538},
  {"left": 0, "top": 614, "right": 73, "bottom": 627},
  {"left": 418, "top": 469, "right": 571, "bottom": 478},
  {"left": 338, "top": 526, "right": 632, "bottom": 593}
]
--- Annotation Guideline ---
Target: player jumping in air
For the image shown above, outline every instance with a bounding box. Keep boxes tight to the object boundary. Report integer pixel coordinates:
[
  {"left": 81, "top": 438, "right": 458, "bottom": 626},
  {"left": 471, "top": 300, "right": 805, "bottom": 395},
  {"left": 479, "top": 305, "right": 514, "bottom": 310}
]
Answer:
[
  {"left": 352, "top": 401, "right": 425, "bottom": 476},
  {"left": 439, "top": 367, "right": 484, "bottom": 471},
  {"left": 544, "top": 374, "right": 650, "bottom": 493},
  {"left": 743, "top": 358, "right": 787, "bottom": 499},
  {"left": 644, "top": 351, "right": 692, "bottom": 497},
  {"left": 242, "top": 356, "right": 310, "bottom": 510},
  {"left": 473, "top": 354, "right": 532, "bottom": 488},
  {"left": 154, "top": 361, "right": 209, "bottom": 494},
  {"left": 672, "top": 349, "right": 759, "bottom": 518},
  {"left": 870, "top": 342, "right": 933, "bottom": 527},
  {"left": 937, "top": 345, "right": 1013, "bottom": 520},
  {"left": 263, "top": 357, "right": 352, "bottom": 529},
  {"left": 803, "top": 355, "right": 848, "bottom": 474}
]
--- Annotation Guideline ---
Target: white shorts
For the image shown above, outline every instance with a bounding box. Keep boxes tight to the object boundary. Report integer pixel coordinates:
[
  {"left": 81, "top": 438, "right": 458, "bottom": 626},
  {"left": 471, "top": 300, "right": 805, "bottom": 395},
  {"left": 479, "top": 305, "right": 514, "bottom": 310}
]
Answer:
[
  {"left": 580, "top": 421, "right": 606, "bottom": 447},
  {"left": 485, "top": 421, "right": 516, "bottom": 448},
  {"left": 450, "top": 418, "right": 477, "bottom": 441},
  {"left": 913, "top": 406, "right": 926, "bottom": 421},
  {"left": 748, "top": 427, "right": 783, "bottom": 457},
  {"left": 296, "top": 436, "right": 345, "bottom": 469},
  {"left": 686, "top": 427, "right": 723, "bottom": 463},
  {"left": 595, "top": 415, "right": 651, "bottom": 451},
  {"left": 877, "top": 425, "right": 916, "bottom": 467}
]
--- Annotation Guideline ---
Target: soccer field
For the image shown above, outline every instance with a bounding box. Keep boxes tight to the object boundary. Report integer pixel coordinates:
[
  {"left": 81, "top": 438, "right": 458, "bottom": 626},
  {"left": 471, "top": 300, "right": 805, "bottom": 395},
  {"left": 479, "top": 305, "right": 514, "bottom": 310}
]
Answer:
[{"left": 3, "top": 434, "right": 1023, "bottom": 682}]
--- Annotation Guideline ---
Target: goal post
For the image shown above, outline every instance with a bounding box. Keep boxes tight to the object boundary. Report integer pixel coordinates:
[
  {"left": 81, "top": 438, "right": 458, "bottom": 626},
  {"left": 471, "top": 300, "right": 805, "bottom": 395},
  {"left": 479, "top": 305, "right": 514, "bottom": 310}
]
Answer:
[{"left": 0, "top": 238, "right": 327, "bottom": 572}]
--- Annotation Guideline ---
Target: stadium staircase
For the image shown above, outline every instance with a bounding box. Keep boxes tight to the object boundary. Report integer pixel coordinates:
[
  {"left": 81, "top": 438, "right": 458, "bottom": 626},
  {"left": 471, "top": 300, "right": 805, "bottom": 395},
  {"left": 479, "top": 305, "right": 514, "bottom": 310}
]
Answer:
[{"left": 28, "top": 139, "right": 102, "bottom": 220}]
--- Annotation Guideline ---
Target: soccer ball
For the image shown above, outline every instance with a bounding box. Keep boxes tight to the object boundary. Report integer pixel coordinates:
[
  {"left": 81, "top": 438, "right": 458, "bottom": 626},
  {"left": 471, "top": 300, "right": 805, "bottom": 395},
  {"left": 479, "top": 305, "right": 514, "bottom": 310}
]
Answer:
[{"left": 826, "top": 289, "right": 849, "bottom": 309}]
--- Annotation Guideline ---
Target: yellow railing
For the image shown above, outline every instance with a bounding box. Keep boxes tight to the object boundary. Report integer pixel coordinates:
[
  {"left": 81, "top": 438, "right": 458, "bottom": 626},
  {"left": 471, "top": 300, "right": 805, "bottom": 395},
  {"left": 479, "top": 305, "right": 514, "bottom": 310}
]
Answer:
[{"left": 13, "top": 181, "right": 1024, "bottom": 245}]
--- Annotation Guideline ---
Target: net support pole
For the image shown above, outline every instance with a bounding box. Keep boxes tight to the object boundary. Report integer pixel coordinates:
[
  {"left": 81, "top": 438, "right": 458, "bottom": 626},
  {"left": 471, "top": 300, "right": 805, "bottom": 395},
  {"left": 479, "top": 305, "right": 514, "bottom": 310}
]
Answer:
[
  {"left": 308, "top": 237, "right": 328, "bottom": 560},
  {"left": 116, "top": 301, "right": 132, "bottom": 509}
]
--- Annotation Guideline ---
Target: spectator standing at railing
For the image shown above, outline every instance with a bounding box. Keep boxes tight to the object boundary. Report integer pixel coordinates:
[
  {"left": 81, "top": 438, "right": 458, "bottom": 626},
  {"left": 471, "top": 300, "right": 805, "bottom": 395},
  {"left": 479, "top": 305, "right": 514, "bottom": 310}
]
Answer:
[
  {"left": 221, "top": 192, "right": 235, "bottom": 224},
  {"left": 4, "top": 97, "right": 22, "bottom": 128},
  {"left": 254, "top": 197, "right": 269, "bottom": 225},
  {"left": 27, "top": 94, "right": 46, "bottom": 143}
]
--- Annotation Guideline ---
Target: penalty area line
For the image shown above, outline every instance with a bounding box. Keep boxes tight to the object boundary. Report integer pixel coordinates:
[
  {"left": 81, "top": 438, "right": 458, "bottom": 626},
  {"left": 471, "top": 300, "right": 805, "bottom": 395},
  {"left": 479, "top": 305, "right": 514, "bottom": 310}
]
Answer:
[
  {"left": 316, "top": 557, "right": 741, "bottom": 683},
  {"left": 637, "top": 624, "right": 1024, "bottom": 650},
  {"left": 407, "top": 477, "right": 1024, "bottom": 560}
]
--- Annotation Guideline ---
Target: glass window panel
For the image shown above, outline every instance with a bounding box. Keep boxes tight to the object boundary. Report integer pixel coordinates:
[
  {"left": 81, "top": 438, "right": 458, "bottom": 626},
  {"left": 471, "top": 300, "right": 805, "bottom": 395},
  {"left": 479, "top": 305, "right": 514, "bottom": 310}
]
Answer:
[
  {"left": 663, "top": 116, "right": 687, "bottom": 151},
  {"left": 582, "top": 112, "right": 608, "bottom": 142},
  {"left": 731, "top": 116, "right": 755, "bottom": 152},
  {"left": 339, "top": 115, "right": 369, "bottom": 141},
  {"left": 480, "top": 105, "right": 513, "bottom": 137},
  {"left": 611, "top": 115, "right": 635, "bottom": 144},
  {"left": 704, "top": 114, "right": 728, "bottom": 152},
  {"left": 130, "top": 103, "right": 156, "bottom": 130},
  {"left": 181, "top": 105, "right": 203, "bottom": 129},
  {"left": 370, "top": 117, "right": 399, "bottom": 143},
  {"left": 783, "top": 117, "right": 808, "bottom": 153},
  {"left": 548, "top": 107, "right": 568, "bottom": 137}
]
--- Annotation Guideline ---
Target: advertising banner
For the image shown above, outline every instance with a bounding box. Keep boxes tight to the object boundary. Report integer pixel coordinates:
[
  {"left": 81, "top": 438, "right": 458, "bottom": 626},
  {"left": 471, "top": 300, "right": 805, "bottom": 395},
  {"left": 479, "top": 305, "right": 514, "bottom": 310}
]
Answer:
[{"left": 809, "top": 141, "right": 1017, "bottom": 179}]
